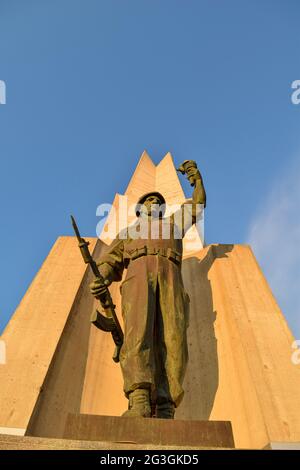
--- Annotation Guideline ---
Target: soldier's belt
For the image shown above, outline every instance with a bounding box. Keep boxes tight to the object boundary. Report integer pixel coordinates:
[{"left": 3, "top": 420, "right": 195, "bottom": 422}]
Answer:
[{"left": 128, "top": 246, "right": 182, "bottom": 266}]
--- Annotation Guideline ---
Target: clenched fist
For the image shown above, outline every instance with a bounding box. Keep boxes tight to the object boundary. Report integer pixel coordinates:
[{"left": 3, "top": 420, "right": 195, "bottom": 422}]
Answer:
[
  {"left": 177, "top": 160, "right": 202, "bottom": 187},
  {"left": 185, "top": 165, "right": 201, "bottom": 187}
]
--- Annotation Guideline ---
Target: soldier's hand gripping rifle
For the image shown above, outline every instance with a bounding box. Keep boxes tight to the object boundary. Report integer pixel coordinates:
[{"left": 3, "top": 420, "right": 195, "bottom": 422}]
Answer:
[{"left": 71, "top": 215, "right": 123, "bottom": 363}]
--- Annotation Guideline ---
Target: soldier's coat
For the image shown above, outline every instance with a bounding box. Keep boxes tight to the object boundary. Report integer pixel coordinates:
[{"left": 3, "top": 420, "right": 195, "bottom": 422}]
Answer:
[{"left": 98, "top": 205, "right": 201, "bottom": 406}]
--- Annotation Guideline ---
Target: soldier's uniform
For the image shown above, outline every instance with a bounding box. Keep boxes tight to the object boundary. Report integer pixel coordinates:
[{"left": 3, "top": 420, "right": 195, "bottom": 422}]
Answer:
[{"left": 97, "top": 195, "right": 201, "bottom": 408}]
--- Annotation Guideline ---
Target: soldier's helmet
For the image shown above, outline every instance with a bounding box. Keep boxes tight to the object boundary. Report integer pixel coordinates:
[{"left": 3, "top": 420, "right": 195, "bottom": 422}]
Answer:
[{"left": 135, "top": 191, "right": 166, "bottom": 217}]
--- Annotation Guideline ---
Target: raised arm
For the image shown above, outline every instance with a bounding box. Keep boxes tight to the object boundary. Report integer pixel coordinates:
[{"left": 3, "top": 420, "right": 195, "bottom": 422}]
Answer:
[
  {"left": 174, "top": 160, "right": 206, "bottom": 235},
  {"left": 188, "top": 163, "right": 206, "bottom": 212}
]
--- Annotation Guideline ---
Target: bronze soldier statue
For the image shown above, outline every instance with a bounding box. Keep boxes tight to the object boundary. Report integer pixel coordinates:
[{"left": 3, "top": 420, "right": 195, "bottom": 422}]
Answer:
[{"left": 90, "top": 160, "right": 206, "bottom": 419}]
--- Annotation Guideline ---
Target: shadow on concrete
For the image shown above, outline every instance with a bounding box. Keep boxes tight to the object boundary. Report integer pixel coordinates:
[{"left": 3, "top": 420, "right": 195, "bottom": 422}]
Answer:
[
  {"left": 26, "top": 240, "right": 106, "bottom": 438},
  {"left": 176, "top": 244, "right": 234, "bottom": 421}
]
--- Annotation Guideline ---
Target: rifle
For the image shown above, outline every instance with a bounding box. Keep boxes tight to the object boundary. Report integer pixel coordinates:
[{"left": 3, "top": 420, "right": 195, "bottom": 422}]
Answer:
[{"left": 71, "top": 215, "right": 123, "bottom": 363}]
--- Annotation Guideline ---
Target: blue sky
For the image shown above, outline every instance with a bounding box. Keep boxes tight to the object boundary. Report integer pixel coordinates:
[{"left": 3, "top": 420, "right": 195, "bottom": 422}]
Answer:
[{"left": 0, "top": 0, "right": 300, "bottom": 336}]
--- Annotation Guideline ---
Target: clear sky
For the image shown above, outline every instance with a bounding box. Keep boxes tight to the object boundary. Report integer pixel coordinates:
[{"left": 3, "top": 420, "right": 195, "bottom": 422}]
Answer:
[{"left": 0, "top": 1, "right": 300, "bottom": 337}]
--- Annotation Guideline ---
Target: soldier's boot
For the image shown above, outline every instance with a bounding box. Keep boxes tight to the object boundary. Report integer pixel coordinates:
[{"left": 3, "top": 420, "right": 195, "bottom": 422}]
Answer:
[
  {"left": 156, "top": 399, "right": 175, "bottom": 419},
  {"left": 122, "top": 389, "right": 151, "bottom": 418}
]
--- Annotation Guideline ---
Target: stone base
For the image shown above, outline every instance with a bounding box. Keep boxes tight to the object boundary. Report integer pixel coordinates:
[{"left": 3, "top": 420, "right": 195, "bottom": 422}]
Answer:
[
  {"left": 63, "top": 413, "right": 235, "bottom": 448},
  {"left": 0, "top": 433, "right": 232, "bottom": 450}
]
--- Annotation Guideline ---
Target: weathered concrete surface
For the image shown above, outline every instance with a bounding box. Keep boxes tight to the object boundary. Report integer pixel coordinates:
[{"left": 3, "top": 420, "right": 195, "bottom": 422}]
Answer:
[
  {"left": 0, "top": 236, "right": 98, "bottom": 434},
  {"left": 177, "top": 244, "right": 300, "bottom": 449}
]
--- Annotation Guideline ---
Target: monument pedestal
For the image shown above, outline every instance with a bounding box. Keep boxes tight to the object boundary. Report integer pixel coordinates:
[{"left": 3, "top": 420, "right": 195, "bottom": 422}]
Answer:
[{"left": 63, "top": 414, "right": 235, "bottom": 449}]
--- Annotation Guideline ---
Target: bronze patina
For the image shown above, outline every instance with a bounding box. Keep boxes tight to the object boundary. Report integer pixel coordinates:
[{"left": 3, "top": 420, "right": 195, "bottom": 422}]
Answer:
[{"left": 89, "top": 159, "right": 206, "bottom": 419}]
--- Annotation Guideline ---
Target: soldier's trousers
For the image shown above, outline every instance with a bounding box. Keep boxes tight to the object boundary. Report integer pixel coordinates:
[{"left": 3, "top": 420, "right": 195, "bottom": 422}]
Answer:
[{"left": 119, "top": 255, "right": 189, "bottom": 407}]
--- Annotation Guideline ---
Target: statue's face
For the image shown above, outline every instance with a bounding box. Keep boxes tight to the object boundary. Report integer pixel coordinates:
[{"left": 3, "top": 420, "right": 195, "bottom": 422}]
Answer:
[{"left": 143, "top": 195, "right": 162, "bottom": 217}]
